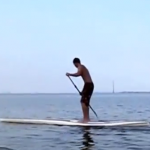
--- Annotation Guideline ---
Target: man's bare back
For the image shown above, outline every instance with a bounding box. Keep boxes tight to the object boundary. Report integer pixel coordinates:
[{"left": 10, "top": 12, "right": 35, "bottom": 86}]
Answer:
[{"left": 78, "top": 65, "right": 93, "bottom": 83}]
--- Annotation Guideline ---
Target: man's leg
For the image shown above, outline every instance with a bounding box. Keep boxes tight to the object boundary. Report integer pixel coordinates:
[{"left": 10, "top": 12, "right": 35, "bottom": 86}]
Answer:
[
  {"left": 80, "top": 83, "right": 93, "bottom": 123},
  {"left": 81, "top": 100, "right": 90, "bottom": 122},
  {"left": 81, "top": 83, "right": 94, "bottom": 122},
  {"left": 80, "top": 97, "right": 90, "bottom": 122}
]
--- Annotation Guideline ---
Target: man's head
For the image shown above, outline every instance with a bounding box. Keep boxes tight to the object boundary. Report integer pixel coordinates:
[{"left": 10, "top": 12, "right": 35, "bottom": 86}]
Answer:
[{"left": 73, "top": 57, "right": 81, "bottom": 67}]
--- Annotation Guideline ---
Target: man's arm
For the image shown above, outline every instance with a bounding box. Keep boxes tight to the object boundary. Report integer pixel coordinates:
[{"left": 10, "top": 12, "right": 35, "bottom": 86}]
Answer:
[{"left": 69, "top": 66, "right": 82, "bottom": 77}]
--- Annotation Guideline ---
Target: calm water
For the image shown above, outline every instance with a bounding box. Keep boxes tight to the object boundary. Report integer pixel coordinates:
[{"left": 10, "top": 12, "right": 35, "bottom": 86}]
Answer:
[{"left": 0, "top": 93, "right": 150, "bottom": 150}]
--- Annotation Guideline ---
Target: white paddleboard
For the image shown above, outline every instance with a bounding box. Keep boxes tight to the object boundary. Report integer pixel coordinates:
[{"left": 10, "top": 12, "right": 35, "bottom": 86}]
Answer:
[{"left": 0, "top": 118, "right": 149, "bottom": 127}]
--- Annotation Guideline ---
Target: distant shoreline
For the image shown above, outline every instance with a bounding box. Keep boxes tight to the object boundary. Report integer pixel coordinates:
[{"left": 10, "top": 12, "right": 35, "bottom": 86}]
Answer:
[{"left": 0, "top": 92, "right": 150, "bottom": 95}]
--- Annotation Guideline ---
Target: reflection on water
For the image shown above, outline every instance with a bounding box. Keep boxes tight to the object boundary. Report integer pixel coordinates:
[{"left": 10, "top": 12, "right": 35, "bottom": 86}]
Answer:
[{"left": 80, "top": 127, "right": 94, "bottom": 150}]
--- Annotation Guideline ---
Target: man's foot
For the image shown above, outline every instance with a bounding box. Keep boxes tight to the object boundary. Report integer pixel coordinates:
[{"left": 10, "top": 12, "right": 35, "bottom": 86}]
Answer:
[{"left": 78, "top": 118, "right": 90, "bottom": 123}]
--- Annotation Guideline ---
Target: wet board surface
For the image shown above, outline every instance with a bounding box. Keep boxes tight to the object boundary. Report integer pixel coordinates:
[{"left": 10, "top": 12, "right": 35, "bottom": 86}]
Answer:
[{"left": 0, "top": 118, "right": 149, "bottom": 127}]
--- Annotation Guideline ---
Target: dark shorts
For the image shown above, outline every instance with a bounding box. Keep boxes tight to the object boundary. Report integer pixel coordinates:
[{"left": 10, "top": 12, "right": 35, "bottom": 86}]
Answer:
[{"left": 80, "top": 82, "right": 94, "bottom": 106}]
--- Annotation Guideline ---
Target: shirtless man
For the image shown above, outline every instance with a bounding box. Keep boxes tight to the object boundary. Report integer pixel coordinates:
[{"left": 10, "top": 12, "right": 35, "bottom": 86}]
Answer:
[{"left": 66, "top": 58, "right": 94, "bottom": 123}]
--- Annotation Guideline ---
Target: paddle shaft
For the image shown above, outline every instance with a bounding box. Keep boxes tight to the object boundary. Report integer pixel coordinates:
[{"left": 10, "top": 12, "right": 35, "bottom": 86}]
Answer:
[{"left": 68, "top": 76, "right": 99, "bottom": 119}]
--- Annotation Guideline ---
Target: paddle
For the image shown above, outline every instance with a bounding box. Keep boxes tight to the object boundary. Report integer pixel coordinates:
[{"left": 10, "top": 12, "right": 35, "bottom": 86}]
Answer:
[{"left": 67, "top": 76, "right": 99, "bottom": 119}]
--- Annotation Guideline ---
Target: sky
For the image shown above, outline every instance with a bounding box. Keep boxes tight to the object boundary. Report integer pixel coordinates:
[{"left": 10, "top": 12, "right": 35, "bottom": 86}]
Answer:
[{"left": 0, "top": 0, "right": 150, "bottom": 93}]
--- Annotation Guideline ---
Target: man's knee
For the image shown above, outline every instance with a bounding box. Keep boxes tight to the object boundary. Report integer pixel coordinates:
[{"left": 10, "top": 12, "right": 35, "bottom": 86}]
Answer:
[{"left": 81, "top": 97, "right": 89, "bottom": 107}]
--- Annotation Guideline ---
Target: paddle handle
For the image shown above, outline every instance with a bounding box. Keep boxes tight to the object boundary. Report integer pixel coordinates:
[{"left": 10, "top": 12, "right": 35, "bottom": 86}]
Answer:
[{"left": 68, "top": 76, "right": 81, "bottom": 95}]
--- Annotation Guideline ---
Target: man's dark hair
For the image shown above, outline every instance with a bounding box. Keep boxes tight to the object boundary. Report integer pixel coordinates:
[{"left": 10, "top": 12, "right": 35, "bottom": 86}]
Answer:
[{"left": 73, "top": 58, "right": 81, "bottom": 63}]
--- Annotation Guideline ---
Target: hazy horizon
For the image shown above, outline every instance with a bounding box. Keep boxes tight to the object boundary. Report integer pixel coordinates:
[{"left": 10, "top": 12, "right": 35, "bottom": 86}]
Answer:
[{"left": 0, "top": 91, "right": 150, "bottom": 94}]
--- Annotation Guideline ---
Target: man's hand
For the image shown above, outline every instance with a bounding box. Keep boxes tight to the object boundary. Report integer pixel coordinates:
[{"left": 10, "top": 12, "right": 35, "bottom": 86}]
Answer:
[
  {"left": 66, "top": 73, "right": 70, "bottom": 76},
  {"left": 80, "top": 92, "right": 82, "bottom": 96}
]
